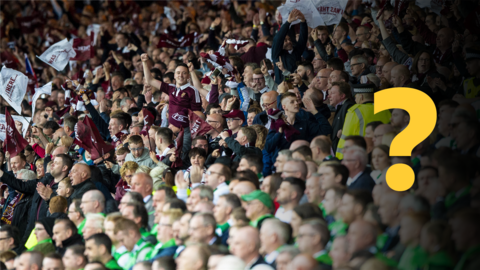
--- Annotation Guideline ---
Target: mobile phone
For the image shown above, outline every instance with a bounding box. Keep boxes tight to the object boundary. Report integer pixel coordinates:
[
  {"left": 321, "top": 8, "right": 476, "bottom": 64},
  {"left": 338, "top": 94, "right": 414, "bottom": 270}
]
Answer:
[
  {"left": 284, "top": 75, "right": 293, "bottom": 82},
  {"left": 210, "top": 68, "right": 221, "bottom": 79},
  {"left": 7, "top": 42, "right": 15, "bottom": 49}
]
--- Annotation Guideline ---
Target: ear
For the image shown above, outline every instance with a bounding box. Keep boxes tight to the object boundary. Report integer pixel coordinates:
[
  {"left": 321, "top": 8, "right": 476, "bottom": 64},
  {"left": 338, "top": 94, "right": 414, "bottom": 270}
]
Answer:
[{"left": 334, "top": 174, "right": 343, "bottom": 184}]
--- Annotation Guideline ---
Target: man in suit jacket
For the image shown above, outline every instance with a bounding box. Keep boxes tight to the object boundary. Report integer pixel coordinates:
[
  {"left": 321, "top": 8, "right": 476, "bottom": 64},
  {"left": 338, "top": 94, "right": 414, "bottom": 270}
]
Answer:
[
  {"left": 341, "top": 146, "right": 375, "bottom": 192},
  {"left": 329, "top": 81, "right": 355, "bottom": 153}
]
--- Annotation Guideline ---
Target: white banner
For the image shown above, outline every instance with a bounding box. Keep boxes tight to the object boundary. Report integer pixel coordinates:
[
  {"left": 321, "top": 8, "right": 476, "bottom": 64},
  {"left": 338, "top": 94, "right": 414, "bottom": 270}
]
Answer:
[
  {"left": 281, "top": 0, "right": 325, "bottom": 28},
  {"left": 0, "top": 66, "right": 29, "bottom": 115},
  {"left": 31, "top": 82, "right": 53, "bottom": 119},
  {"left": 87, "top": 24, "right": 101, "bottom": 45},
  {"left": 0, "top": 114, "right": 31, "bottom": 141},
  {"left": 37, "top": 39, "right": 76, "bottom": 71},
  {"left": 311, "top": 0, "right": 349, "bottom": 26}
]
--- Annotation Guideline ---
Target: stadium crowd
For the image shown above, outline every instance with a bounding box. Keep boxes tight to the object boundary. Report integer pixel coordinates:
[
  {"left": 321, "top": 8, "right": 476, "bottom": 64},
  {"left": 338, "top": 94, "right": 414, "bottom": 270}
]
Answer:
[{"left": 0, "top": 0, "right": 480, "bottom": 270}]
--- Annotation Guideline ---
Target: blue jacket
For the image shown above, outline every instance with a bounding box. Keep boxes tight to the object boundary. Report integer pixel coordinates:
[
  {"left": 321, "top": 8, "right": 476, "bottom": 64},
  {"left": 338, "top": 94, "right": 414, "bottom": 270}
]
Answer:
[{"left": 265, "top": 112, "right": 332, "bottom": 165}]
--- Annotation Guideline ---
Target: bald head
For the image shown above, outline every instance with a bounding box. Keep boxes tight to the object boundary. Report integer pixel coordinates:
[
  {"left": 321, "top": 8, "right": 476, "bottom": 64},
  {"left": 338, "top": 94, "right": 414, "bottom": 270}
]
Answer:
[
  {"left": 305, "top": 161, "right": 318, "bottom": 179},
  {"left": 131, "top": 172, "right": 153, "bottom": 198},
  {"left": 304, "top": 89, "right": 324, "bottom": 108},
  {"left": 84, "top": 190, "right": 105, "bottom": 212},
  {"left": 290, "top": 140, "right": 310, "bottom": 151},
  {"left": 390, "top": 65, "right": 411, "bottom": 87},
  {"left": 290, "top": 254, "right": 318, "bottom": 270},
  {"left": 238, "top": 226, "right": 260, "bottom": 250},
  {"left": 52, "top": 145, "right": 68, "bottom": 159},
  {"left": 282, "top": 160, "right": 308, "bottom": 180},
  {"left": 232, "top": 181, "right": 256, "bottom": 197},
  {"left": 381, "top": 62, "right": 399, "bottom": 81},
  {"left": 69, "top": 163, "right": 92, "bottom": 186},
  {"left": 436, "top": 28, "right": 454, "bottom": 50},
  {"left": 317, "top": 69, "right": 332, "bottom": 90},
  {"left": 262, "top": 91, "right": 279, "bottom": 109},
  {"left": 372, "top": 124, "right": 394, "bottom": 147}
]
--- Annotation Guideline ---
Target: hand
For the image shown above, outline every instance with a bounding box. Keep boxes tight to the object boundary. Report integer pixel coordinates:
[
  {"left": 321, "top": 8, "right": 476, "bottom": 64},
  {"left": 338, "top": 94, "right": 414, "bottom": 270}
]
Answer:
[
  {"left": 276, "top": 9, "right": 283, "bottom": 24},
  {"left": 303, "top": 96, "right": 318, "bottom": 115},
  {"left": 211, "top": 17, "right": 221, "bottom": 28},
  {"left": 291, "top": 73, "right": 302, "bottom": 86},
  {"left": 141, "top": 53, "right": 149, "bottom": 62},
  {"left": 103, "top": 62, "right": 111, "bottom": 74},
  {"left": 45, "top": 143, "right": 55, "bottom": 155},
  {"left": 150, "top": 151, "right": 159, "bottom": 164},
  {"left": 392, "top": 15, "right": 403, "bottom": 31},
  {"left": 296, "top": 10, "right": 306, "bottom": 22},
  {"left": 175, "top": 171, "right": 189, "bottom": 189},
  {"left": 190, "top": 165, "right": 203, "bottom": 183},
  {"left": 104, "top": 161, "right": 114, "bottom": 169},
  {"left": 144, "top": 86, "right": 153, "bottom": 102},
  {"left": 225, "top": 96, "right": 237, "bottom": 111},
  {"left": 5, "top": 151, "right": 10, "bottom": 160},
  {"left": 187, "top": 62, "right": 195, "bottom": 72},
  {"left": 212, "top": 149, "right": 221, "bottom": 158},
  {"left": 253, "top": 13, "right": 260, "bottom": 26},
  {"left": 287, "top": 9, "right": 299, "bottom": 23},
  {"left": 337, "top": 129, "right": 342, "bottom": 139},
  {"left": 37, "top": 183, "right": 53, "bottom": 201},
  {"left": 326, "top": 44, "right": 333, "bottom": 55},
  {"left": 219, "top": 131, "right": 230, "bottom": 140},
  {"left": 276, "top": 56, "right": 285, "bottom": 71},
  {"left": 127, "top": 43, "right": 138, "bottom": 52},
  {"left": 99, "top": 99, "right": 108, "bottom": 113},
  {"left": 259, "top": 8, "right": 266, "bottom": 23},
  {"left": 311, "top": 29, "right": 318, "bottom": 41},
  {"left": 261, "top": 60, "right": 268, "bottom": 75}
]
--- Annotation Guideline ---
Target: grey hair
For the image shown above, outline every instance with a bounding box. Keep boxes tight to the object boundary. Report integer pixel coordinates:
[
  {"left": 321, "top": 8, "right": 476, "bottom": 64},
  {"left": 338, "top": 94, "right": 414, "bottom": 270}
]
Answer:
[
  {"left": 85, "top": 213, "right": 105, "bottom": 229},
  {"left": 278, "top": 245, "right": 301, "bottom": 258},
  {"left": 262, "top": 218, "right": 290, "bottom": 245},
  {"left": 193, "top": 185, "right": 214, "bottom": 202},
  {"left": 344, "top": 145, "right": 368, "bottom": 168},
  {"left": 399, "top": 193, "right": 430, "bottom": 213},
  {"left": 120, "top": 97, "right": 133, "bottom": 107},
  {"left": 278, "top": 149, "right": 293, "bottom": 160},
  {"left": 351, "top": 55, "right": 368, "bottom": 67},
  {"left": 17, "top": 169, "right": 37, "bottom": 181}
]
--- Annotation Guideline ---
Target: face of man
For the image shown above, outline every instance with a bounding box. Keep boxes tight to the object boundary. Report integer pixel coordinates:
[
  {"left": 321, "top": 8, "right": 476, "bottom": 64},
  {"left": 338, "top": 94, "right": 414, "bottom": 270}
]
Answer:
[
  {"left": 186, "top": 189, "right": 201, "bottom": 211},
  {"left": 262, "top": 94, "right": 277, "bottom": 111},
  {"left": 0, "top": 231, "right": 13, "bottom": 252},
  {"left": 129, "top": 142, "right": 145, "bottom": 159},
  {"left": 205, "top": 164, "right": 223, "bottom": 189},
  {"left": 52, "top": 222, "right": 70, "bottom": 247},
  {"left": 69, "top": 164, "right": 86, "bottom": 186},
  {"left": 131, "top": 175, "right": 151, "bottom": 198},
  {"left": 193, "top": 139, "right": 208, "bottom": 153},
  {"left": 323, "top": 189, "right": 341, "bottom": 215},
  {"left": 237, "top": 158, "right": 252, "bottom": 173},
  {"left": 350, "top": 59, "right": 365, "bottom": 77},
  {"left": 329, "top": 237, "right": 349, "bottom": 269},
  {"left": 328, "top": 85, "right": 345, "bottom": 107},
  {"left": 297, "top": 225, "right": 318, "bottom": 253},
  {"left": 82, "top": 219, "right": 102, "bottom": 240},
  {"left": 108, "top": 118, "right": 123, "bottom": 136},
  {"left": 10, "top": 156, "right": 26, "bottom": 174},
  {"left": 116, "top": 153, "right": 127, "bottom": 167},
  {"left": 213, "top": 197, "right": 229, "bottom": 225},
  {"left": 276, "top": 181, "right": 293, "bottom": 205},
  {"left": 316, "top": 69, "right": 331, "bottom": 90},
  {"left": 281, "top": 161, "right": 301, "bottom": 179},
  {"left": 80, "top": 193, "right": 96, "bottom": 215},
  {"left": 84, "top": 239, "right": 102, "bottom": 262},
  {"left": 174, "top": 66, "right": 189, "bottom": 86},
  {"left": 57, "top": 93, "right": 65, "bottom": 108},
  {"left": 158, "top": 215, "right": 174, "bottom": 243},
  {"left": 104, "top": 221, "right": 117, "bottom": 245},
  {"left": 274, "top": 154, "right": 288, "bottom": 173},
  {"left": 115, "top": 34, "right": 128, "bottom": 48},
  {"left": 305, "top": 176, "right": 322, "bottom": 204},
  {"left": 175, "top": 246, "right": 201, "bottom": 270},
  {"left": 283, "top": 36, "right": 293, "bottom": 51},
  {"left": 338, "top": 194, "right": 356, "bottom": 224},
  {"left": 243, "top": 66, "right": 253, "bottom": 78},
  {"left": 116, "top": 230, "right": 137, "bottom": 251},
  {"left": 276, "top": 252, "right": 293, "bottom": 270},
  {"left": 282, "top": 96, "right": 299, "bottom": 114},
  {"left": 252, "top": 74, "right": 266, "bottom": 91},
  {"left": 312, "top": 56, "right": 325, "bottom": 70},
  {"left": 229, "top": 231, "right": 250, "bottom": 260},
  {"left": 63, "top": 249, "right": 83, "bottom": 270},
  {"left": 189, "top": 215, "right": 211, "bottom": 243}
]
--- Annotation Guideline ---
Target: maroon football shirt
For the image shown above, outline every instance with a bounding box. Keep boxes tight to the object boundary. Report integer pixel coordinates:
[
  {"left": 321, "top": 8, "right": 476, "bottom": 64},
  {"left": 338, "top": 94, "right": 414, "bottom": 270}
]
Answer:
[{"left": 160, "top": 82, "right": 202, "bottom": 123}]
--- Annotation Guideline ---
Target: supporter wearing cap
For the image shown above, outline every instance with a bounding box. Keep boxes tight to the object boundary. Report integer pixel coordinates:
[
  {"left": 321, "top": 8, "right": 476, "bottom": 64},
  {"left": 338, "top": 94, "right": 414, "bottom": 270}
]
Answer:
[
  {"left": 241, "top": 190, "right": 273, "bottom": 229},
  {"left": 222, "top": 109, "right": 245, "bottom": 137},
  {"left": 275, "top": 177, "right": 305, "bottom": 224},
  {"left": 85, "top": 233, "right": 122, "bottom": 270},
  {"left": 335, "top": 84, "right": 391, "bottom": 159}
]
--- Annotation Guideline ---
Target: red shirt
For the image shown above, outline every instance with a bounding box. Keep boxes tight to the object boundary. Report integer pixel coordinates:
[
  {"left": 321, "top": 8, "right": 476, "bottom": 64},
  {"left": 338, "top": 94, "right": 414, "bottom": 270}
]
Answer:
[{"left": 160, "top": 82, "right": 202, "bottom": 122}]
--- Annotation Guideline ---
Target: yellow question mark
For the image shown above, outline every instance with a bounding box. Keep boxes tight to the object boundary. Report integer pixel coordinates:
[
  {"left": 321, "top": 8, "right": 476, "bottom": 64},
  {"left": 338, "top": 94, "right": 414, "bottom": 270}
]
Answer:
[{"left": 374, "top": 88, "right": 437, "bottom": 191}]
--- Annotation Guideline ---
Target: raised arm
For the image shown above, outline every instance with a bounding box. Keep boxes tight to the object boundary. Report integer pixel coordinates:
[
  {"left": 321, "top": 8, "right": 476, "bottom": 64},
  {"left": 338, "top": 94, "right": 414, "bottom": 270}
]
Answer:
[{"left": 141, "top": 53, "right": 162, "bottom": 90}]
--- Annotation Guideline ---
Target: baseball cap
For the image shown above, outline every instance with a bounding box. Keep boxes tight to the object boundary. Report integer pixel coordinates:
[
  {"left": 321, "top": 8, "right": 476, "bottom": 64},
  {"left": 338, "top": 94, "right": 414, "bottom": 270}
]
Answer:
[{"left": 241, "top": 190, "right": 273, "bottom": 209}]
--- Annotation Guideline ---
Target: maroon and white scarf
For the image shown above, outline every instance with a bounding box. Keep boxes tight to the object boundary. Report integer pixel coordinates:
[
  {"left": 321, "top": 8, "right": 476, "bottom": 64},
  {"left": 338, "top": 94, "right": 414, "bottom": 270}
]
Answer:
[
  {"left": 1, "top": 193, "right": 24, "bottom": 225},
  {"left": 111, "top": 130, "right": 129, "bottom": 143}
]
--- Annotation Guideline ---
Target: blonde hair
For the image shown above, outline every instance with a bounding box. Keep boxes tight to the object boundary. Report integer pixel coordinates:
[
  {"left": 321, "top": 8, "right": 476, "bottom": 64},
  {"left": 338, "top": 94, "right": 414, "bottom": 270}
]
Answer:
[
  {"left": 120, "top": 161, "right": 139, "bottom": 179},
  {"left": 251, "top": 124, "right": 268, "bottom": 150},
  {"left": 60, "top": 136, "right": 74, "bottom": 148},
  {"left": 136, "top": 165, "right": 152, "bottom": 175}
]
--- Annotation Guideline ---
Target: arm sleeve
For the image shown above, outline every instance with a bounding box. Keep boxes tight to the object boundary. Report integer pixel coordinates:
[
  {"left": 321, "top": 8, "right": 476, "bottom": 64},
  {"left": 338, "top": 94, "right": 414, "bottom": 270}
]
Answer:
[
  {"left": 397, "top": 29, "right": 426, "bottom": 56},
  {"left": 137, "top": 94, "right": 147, "bottom": 108},
  {"left": 314, "top": 39, "right": 330, "bottom": 61},
  {"left": 251, "top": 28, "right": 259, "bottom": 41},
  {"left": 261, "top": 23, "right": 271, "bottom": 38},
  {"left": 308, "top": 112, "right": 333, "bottom": 139},
  {"left": 382, "top": 37, "right": 410, "bottom": 65},
  {"left": 264, "top": 131, "right": 282, "bottom": 153},
  {"left": 413, "top": 19, "right": 437, "bottom": 46},
  {"left": 209, "top": 84, "right": 220, "bottom": 104},
  {"left": 0, "top": 173, "right": 37, "bottom": 195},
  {"left": 292, "top": 22, "right": 308, "bottom": 60},
  {"left": 272, "top": 22, "right": 291, "bottom": 60},
  {"left": 207, "top": 29, "right": 220, "bottom": 51},
  {"left": 85, "top": 102, "right": 110, "bottom": 140},
  {"left": 229, "top": 4, "right": 244, "bottom": 25},
  {"left": 176, "top": 188, "right": 188, "bottom": 202},
  {"left": 225, "top": 137, "right": 247, "bottom": 156},
  {"left": 264, "top": 74, "right": 278, "bottom": 91}
]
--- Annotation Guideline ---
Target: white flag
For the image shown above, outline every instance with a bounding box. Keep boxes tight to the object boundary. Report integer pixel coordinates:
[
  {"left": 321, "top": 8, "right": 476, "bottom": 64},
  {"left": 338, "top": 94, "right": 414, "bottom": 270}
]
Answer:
[
  {"left": 311, "top": 0, "right": 349, "bottom": 26},
  {"left": 87, "top": 24, "right": 101, "bottom": 45},
  {"left": 31, "top": 82, "right": 52, "bottom": 119},
  {"left": 0, "top": 114, "right": 31, "bottom": 141},
  {"left": 281, "top": 0, "right": 325, "bottom": 28},
  {"left": 0, "top": 66, "right": 28, "bottom": 115},
  {"left": 36, "top": 39, "right": 76, "bottom": 71}
]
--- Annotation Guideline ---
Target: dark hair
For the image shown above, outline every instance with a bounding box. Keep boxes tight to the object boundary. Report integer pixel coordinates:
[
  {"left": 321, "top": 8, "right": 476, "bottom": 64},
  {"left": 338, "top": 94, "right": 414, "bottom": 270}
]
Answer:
[
  {"left": 240, "top": 126, "right": 257, "bottom": 145},
  {"left": 0, "top": 225, "right": 20, "bottom": 248},
  {"left": 206, "top": 103, "right": 221, "bottom": 115},
  {"left": 292, "top": 146, "right": 313, "bottom": 160},
  {"left": 166, "top": 198, "right": 187, "bottom": 213},
  {"left": 322, "top": 162, "right": 349, "bottom": 186},
  {"left": 125, "top": 203, "right": 149, "bottom": 229},
  {"left": 294, "top": 203, "right": 324, "bottom": 220},
  {"left": 86, "top": 233, "right": 113, "bottom": 253},
  {"left": 66, "top": 244, "right": 86, "bottom": 261},
  {"left": 55, "top": 218, "right": 78, "bottom": 235},
  {"left": 154, "top": 257, "right": 176, "bottom": 270},
  {"left": 220, "top": 193, "right": 242, "bottom": 209},
  {"left": 44, "top": 121, "right": 60, "bottom": 132},
  {"left": 156, "top": 128, "right": 174, "bottom": 145},
  {"left": 150, "top": 68, "right": 163, "bottom": 81},
  {"left": 72, "top": 199, "right": 85, "bottom": 218},
  {"left": 55, "top": 154, "right": 74, "bottom": 172},
  {"left": 240, "top": 154, "right": 263, "bottom": 174},
  {"left": 236, "top": 169, "right": 259, "bottom": 189},
  {"left": 189, "top": 147, "right": 207, "bottom": 159},
  {"left": 125, "top": 191, "right": 145, "bottom": 206},
  {"left": 299, "top": 61, "right": 314, "bottom": 73},
  {"left": 366, "top": 121, "right": 383, "bottom": 132},
  {"left": 156, "top": 186, "right": 177, "bottom": 200},
  {"left": 344, "top": 135, "right": 367, "bottom": 150},
  {"left": 131, "top": 85, "right": 144, "bottom": 98},
  {"left": 345, "top": 190, "right": 373, "bottom": 214},
  {"left": 111, "top": 111, "right": 132, "bottom": 130},
  {"left": 192, "top": 136, "right": 208, "bottom": 146},
  {"left": 283, "top": 177, "right": 306, "bottom": 200},
  {"left": 411, "top": 50, "right": 436, "bottom": 75},
  {"left": 164, "top": 72, "right": 175, "bottom": 83}
]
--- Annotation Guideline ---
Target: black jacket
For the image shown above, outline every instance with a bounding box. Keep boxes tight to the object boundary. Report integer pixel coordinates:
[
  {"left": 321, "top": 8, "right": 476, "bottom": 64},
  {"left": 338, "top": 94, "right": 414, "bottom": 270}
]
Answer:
[
  {"left": 224, "top": 137, "right": 263, "bottom": 163},
  {"left": 249, "top": 256, "right": 272, "bottom": 270},
  {"left": 0, "top": 172, "right": 58, "bottom": 247},
  {"left": 56, "top": 233, "right": 84, "bottom": 256},
  {"left": 11, "top": 193, "right": 33, "bottom": 240},
  {"left": 68, "top": 179, "right": 97, "bottom": 205},
  {"left": 347, "top": 169, "right": 376, "bottom": 193},
  {"left": 331, "top": 99, "right": 355, "bottom": 152}
]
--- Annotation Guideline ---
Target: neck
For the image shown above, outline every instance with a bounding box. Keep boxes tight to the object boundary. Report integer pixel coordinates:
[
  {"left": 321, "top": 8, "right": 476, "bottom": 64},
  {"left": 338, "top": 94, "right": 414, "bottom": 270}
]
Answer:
[
  {"left": 361, "top": 99, "right": 373, "bottom": 104},
  {"left": 231, "top": 127, "right": 240, "bottom": 134},
  {"left": 281, "top": 201, "right": 297, "bottom": 211},
  {"left": 54, "top": 174, "right": 68, "bottom": 183},
  {"left": 74, "top": 217, "right": 84, "bottom": 226},
  {"left": 159, "top": 143, "right": 170, "bottom": 152},
  {"left": 285, "top": 112, "right": 296, "bottom": 124},
  {"left": 266, "top": 243, "right": 282, "bottom": 254},
  {"left": 252, "top": 210, "right": 270, "bottom": 221},
  {"left": 310, "top": 245, "right": 324, "bottom": 256},
  {"left": 210, "top": 129, "right": 220, "bottom": 138},
  {"left": 244, "top": 253, "right": 260, "bottom": 265},
  {"left": 308, "top": 75, "right": 315, "bottom": 83},
  {"left": 349, "top": 168, "right": 363, "bottom": 178},
  {"left": 316, "top": 152, "right": 328, "bottom": 162},
  {"left": 100, "top": 255, "right": 113, "bottom": 265},
  {"left": 333, "top": 211, "right": 342, "bottom": 221},
  {"left": 438, "top": 45, "right": 450, "bottom": 54}
]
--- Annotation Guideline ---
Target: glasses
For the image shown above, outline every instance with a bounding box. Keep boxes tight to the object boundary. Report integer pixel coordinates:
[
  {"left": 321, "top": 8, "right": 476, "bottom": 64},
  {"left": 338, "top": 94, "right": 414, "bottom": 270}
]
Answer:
[
  {"left": 129, "top": 147, "right": 143, "bottom": 151},
  {"left": 376, "top": 65, "right": 384, "bottom": 70},
  {"left": 316, "top": 76, "right": 329, "bottom": 79},
  {"left": 297, "top": 233, "right": 316, "bottom": 238},
  {"left": 160, "top": 223, "right": 173, "bottom": 227},
  {"left": 124, "top": 174, "right": 133, "bottom": 179},
  {"left": 0, "top": 237, "right": 11, "bottom": 241},
  {"left": 226, "top": 118, "right": 242, "bottom": 122},
  {"left": 351, "top": 63, "right": 362, "bottom": 67},
  {"left": 253, "top": 77, "right": 265, "bottom": 81},
  {"left": 262, "top": 101, "right": 276, "bottom": 108},
  {"left": 206, "top": 120, "right": 218, "bottom": 124}
]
